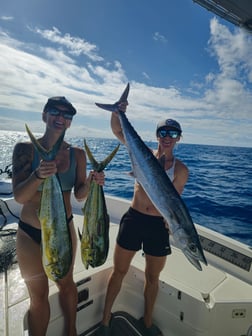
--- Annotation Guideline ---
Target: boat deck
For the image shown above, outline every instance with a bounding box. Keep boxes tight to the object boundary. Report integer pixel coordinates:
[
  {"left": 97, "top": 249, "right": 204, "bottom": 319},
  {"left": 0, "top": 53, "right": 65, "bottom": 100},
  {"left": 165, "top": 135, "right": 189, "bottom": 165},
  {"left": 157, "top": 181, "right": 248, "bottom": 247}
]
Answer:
[{"left": 1, "top": 196, "right": 252, "bottom": 335}]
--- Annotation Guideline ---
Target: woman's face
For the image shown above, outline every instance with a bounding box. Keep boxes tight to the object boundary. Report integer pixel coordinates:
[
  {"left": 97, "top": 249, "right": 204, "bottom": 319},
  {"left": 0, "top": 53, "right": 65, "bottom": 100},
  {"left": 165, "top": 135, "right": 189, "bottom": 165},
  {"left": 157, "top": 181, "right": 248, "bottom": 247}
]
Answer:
[
  {"left": 157, "top": 127, "right": 181, "bottom": 150},
  {"left": 43, "top": 105, "right": 73, "bottom": 132}
]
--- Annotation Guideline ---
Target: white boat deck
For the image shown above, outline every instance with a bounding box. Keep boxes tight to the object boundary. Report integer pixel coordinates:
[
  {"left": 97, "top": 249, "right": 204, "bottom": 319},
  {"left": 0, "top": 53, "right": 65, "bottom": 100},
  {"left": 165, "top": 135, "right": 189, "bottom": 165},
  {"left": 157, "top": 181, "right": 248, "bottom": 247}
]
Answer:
[{"left": 0, "top": 195, "right": 252, "bottom": 335}]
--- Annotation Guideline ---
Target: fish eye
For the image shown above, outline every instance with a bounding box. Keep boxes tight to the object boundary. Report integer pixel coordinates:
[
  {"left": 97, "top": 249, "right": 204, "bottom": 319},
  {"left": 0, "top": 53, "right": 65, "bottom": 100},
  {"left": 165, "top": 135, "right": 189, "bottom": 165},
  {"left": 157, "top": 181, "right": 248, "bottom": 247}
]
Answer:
[{"left": 189, "top": 243, "right": 197, "bottom": 253}]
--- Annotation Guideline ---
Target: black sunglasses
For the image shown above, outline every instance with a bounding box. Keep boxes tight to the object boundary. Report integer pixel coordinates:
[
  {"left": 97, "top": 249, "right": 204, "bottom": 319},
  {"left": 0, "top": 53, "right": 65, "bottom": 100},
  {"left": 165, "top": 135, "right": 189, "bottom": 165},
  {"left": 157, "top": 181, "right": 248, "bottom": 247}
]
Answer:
[
  {"left": 47, "top": 108, "right": 73, "bottom": 120},
  {"left": 158, "top": 129, "right": 181, "bottom": 139}
]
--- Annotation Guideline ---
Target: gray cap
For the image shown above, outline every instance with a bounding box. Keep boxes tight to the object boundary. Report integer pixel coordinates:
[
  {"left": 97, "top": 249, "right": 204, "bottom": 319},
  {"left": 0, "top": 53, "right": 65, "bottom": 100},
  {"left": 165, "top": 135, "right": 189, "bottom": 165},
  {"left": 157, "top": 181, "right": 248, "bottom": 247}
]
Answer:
[
  {"left": 44, "top": 96, "right": 77, "bottom": 115},
  {"left": 156, "top": 119, "right": 182, "bottom": 136}
]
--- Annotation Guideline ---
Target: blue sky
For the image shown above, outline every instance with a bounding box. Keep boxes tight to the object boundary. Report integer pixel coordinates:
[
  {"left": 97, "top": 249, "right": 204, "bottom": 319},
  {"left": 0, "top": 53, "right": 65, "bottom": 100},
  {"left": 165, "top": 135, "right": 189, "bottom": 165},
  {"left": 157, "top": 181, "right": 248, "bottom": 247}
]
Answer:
[{"left": 0, "top": 0, "right": 252, "bottom": 147}]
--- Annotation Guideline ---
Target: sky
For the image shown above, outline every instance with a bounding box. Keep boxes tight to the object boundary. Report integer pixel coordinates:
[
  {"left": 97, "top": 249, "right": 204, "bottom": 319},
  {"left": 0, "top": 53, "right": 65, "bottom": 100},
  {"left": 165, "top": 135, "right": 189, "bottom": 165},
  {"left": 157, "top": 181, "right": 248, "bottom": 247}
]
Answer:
[{"left": 0, "top": 0, "right": 252, "bottom": 147}]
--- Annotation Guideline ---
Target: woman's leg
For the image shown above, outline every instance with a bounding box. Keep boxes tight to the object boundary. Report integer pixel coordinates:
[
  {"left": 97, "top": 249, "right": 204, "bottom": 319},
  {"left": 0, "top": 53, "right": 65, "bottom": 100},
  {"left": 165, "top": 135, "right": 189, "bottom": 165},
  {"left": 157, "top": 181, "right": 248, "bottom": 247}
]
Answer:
[
  {"left": 143, "top": 254, "right": 167, "bottom": 328},
  {"left": 101, "top": 243, "right": 136, "bottom": 326},
  {"left": 16, "top": 228, "right": 50, "bottom": 336}
]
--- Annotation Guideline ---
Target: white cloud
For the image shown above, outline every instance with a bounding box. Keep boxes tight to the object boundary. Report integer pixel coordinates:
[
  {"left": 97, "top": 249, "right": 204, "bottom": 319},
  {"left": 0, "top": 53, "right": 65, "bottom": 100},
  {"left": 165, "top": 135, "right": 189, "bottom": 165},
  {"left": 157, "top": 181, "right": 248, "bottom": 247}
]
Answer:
[
  {"left": 153, "top": 32, "right": 167, "bottom": 44},
  {"left": 0, "top": 16, "right": 14, "bottom": 21},
  {"left": 0, "top": 19, "right": 251, "bottom": 147},
  {"left": 33, "top": 27, "right": 104, "bottom": 62},
  {"left": 209, "top": 18, "right": 252, "bottom": 83}
]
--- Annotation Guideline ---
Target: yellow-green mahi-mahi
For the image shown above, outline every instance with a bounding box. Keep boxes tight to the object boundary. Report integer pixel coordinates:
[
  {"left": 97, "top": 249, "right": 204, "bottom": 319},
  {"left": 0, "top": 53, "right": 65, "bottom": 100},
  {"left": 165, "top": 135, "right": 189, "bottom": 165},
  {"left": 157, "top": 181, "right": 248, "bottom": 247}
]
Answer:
[
  {"left": 79, "top": 139, "right": 120, "bottom": 269},
  {"left": 26, "top": 124, "right": 72, "bottom": 281}
]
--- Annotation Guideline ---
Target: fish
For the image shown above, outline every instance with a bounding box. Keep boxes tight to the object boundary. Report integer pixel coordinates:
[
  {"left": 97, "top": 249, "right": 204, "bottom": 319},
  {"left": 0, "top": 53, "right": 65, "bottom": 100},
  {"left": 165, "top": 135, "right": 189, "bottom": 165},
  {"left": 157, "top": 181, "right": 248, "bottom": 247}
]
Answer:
[
  {"left": 25, "top": 124, "right": 72, "bottom": 281},
  {"left": 79, "top": 139, "right": 120, "bottom": 269},
  {"left": 95, "top": 84, "right": 208, "bottom": 271}
]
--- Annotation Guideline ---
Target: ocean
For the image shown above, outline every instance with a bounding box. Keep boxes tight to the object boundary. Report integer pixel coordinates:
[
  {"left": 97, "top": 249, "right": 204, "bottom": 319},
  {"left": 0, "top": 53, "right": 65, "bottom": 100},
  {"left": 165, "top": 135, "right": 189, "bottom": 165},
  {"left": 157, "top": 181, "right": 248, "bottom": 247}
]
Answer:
[{"left": 0, "top": 130, "right": 251, "bottom": 247}]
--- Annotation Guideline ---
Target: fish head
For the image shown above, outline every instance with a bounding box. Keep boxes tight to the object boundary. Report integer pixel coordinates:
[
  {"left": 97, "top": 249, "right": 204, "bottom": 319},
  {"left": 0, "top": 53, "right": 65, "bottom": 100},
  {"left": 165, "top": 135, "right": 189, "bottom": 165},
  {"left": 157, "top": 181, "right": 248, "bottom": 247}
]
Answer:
[{"left": 172, "top": 226, "right": 207, "bottom": 271}]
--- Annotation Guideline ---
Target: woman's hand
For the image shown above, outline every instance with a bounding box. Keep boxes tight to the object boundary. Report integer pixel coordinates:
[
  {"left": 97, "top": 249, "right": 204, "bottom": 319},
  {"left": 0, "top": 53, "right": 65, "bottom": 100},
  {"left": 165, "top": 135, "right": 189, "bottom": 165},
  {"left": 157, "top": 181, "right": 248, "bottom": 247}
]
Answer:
[
  {"left": 118, "top": 101, "right": 128, "bottom": 113},
  {"left": 35, "top": 160, "right": 57, "bottom": 179},
  {"left": 92, "top": 171, "right": 105, "bottom": 186}
]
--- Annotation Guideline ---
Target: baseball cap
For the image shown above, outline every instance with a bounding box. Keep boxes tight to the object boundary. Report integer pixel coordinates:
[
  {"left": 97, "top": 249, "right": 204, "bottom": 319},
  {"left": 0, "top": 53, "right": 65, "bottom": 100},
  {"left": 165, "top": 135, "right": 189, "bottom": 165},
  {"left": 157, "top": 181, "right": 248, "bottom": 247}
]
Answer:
[
  {"left": 44, "top": 96, "right": 77, "bottom": 115},
  {"left": 156, "top": 119, "right": 182, "bottom": 136}
]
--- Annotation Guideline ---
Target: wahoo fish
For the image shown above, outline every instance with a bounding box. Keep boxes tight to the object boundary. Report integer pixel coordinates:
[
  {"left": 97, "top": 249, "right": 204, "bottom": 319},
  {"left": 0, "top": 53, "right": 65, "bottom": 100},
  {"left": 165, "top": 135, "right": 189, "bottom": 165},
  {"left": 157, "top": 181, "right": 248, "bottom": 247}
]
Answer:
[
  {"left": 25, "top": 124, "right": 72, "bottom": 281},
  {"left": 95, "top": 84, "right": 207, "bottom": 271},
  {"left": 79, "top": 139, "right": 120, "bottom": 269}
]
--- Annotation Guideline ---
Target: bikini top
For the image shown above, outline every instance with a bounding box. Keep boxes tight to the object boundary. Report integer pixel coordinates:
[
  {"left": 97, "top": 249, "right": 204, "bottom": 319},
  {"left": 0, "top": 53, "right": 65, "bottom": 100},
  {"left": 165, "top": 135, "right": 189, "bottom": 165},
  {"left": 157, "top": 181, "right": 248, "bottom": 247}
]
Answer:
[
  {"left": 166, "top": 157, "right": 176, "bottom": 182},
  {"left": 31, "top": 147, "right": 76, "bottom": 192}
]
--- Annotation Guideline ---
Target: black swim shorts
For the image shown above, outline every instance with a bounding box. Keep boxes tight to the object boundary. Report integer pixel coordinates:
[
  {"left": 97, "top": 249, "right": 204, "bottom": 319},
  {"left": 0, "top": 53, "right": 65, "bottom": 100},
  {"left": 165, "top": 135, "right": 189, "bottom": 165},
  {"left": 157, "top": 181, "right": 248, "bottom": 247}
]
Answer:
[{"left": 117, "top": 207, "right": 171, "bottom": 257}]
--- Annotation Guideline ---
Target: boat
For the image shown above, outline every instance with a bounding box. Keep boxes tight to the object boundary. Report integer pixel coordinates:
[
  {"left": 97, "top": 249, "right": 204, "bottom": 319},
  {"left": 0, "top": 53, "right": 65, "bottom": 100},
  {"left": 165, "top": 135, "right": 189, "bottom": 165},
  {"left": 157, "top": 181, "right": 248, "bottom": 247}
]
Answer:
[
  {"left": 193, "top": 0, "right": 252, "bottom": 32},
  {"left": 0, "top": 178, "right": 252, "bottom": 336},
  {"left": 1, "top": 3, "right": 252, "bottom": 333}
]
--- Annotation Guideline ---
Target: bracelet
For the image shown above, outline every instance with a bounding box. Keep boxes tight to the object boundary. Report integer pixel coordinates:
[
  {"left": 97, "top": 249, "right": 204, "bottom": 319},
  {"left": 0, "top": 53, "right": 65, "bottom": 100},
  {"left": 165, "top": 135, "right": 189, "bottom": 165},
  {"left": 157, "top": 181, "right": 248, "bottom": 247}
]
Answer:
[{"left": 34, "top": 169, "right": 45, "bottom": 180}]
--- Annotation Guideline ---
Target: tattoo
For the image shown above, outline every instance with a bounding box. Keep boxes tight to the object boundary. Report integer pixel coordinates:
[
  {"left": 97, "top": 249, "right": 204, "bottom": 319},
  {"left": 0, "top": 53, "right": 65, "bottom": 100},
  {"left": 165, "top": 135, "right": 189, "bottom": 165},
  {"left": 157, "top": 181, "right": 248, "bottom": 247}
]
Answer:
[{"left": 12, "top": 143, "right": 33, "bottom": 175}]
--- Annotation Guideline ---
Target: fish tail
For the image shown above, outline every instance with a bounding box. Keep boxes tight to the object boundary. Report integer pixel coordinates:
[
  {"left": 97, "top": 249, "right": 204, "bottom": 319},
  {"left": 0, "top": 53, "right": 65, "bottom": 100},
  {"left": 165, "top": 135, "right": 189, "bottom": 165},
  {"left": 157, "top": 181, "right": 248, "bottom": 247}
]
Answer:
[
  {"left": 95, "top": 83, "right": 130, "bottom": 113},
  {"left": 99, "top": 143, "right": 120, "bottom": 170},
  {"left": 118, "top": 82, "right": 130, "bottom": 103},
  {"left": 84, "top": 139, "right": 120, "bottom": 172},
  {"left": 25, "top": 124, "right": 65, "bottom": 160},
  {"left": 84, "top": 139, "right": 99, "bottom": 169}
]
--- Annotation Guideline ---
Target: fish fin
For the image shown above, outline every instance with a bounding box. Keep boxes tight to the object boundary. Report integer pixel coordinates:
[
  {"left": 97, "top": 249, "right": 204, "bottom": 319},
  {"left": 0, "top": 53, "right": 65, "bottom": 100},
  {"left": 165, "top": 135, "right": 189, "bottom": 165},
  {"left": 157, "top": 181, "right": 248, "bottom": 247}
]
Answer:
[
  {"left": 99, "top": 143, "right": 120, "bottom": 171},
  {"left": 78, "top": 227, "right": 82, "bottom": 240},
  {"left": 25, "top": 124, "right": 48, "bottom": 156},
  {"left": 95, "top": 102, "right": 118, "bottom": 112},
  {"left": 84, "top": 139, "right": 99, "bottom": 169},
  {"left": 25, "top": 124, "right": 65, "bottom": 160},
  {"left": 127, "top": 171, "right": 135, "bottom": 178},
  {"left": 95, "top": 83, "right": 130, "bottom": 113},
  {"left": 118, "top": 82, "right": 130, "bottom": 104}
]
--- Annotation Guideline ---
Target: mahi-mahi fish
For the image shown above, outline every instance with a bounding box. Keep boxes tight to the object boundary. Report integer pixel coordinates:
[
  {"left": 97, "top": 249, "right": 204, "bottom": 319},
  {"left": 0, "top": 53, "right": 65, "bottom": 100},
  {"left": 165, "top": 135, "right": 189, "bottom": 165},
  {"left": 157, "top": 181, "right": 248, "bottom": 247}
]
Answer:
[
  {"left": 95, "top": 84, "right": 207, "bottom": 271},
  {"left": 25, "top": 124, "right": 72, "bottom": 281},
  {"left": 79, "top": 139, "right": 120, "bottom": 269}
]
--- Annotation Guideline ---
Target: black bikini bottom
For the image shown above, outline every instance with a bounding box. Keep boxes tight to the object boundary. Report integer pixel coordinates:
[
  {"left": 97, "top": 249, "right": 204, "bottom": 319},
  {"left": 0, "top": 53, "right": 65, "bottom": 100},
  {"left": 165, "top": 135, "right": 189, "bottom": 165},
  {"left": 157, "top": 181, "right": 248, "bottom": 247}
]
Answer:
[{"left": 18, "top": 215, "right": 74, "bottom": 245}]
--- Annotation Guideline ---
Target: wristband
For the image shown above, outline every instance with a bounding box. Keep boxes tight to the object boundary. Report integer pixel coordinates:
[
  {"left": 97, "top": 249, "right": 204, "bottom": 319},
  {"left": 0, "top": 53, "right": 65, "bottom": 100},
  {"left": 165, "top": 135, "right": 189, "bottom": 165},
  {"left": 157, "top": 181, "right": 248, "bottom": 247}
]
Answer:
[{"left": 34, "top": 169, "right": 45, "bottom": 180}]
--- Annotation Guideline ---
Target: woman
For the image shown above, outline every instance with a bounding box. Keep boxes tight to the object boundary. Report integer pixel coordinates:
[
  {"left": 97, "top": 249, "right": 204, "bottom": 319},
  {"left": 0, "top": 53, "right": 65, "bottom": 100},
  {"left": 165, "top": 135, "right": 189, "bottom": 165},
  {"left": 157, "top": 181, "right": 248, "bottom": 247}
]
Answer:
[
  {"left": 12, "top": 96, "right": 104, "bottom": 336},
  {"left": 98, "top": 108, "right": 189, "bottom": 336}
]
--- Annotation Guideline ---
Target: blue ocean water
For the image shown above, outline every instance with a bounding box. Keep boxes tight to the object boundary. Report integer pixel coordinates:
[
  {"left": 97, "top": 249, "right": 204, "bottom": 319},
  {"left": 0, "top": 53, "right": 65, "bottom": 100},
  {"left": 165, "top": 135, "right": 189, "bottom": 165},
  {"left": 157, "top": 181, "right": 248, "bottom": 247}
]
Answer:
[{"left": 0, "top": 131, "right": 251, "bottom": 247}]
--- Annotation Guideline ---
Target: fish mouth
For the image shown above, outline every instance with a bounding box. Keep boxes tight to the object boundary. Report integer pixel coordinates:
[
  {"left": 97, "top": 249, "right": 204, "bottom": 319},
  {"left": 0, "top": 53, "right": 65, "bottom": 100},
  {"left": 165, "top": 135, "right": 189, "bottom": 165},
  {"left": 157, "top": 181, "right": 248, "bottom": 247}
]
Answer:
[{"left": 183, "top": 243, "right": 208, "bottom": 271}]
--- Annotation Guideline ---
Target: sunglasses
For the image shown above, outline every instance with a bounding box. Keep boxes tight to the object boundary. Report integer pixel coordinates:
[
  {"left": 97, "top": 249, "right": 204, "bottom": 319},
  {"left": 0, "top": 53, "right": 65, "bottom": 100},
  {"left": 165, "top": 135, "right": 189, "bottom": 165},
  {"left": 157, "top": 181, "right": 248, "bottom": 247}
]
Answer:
[
  {"left": 158, "top": 129, "right": 181, "bottom": 139},
  {"left": 47, "top": 108, "right": 73, "bottom": 120}
]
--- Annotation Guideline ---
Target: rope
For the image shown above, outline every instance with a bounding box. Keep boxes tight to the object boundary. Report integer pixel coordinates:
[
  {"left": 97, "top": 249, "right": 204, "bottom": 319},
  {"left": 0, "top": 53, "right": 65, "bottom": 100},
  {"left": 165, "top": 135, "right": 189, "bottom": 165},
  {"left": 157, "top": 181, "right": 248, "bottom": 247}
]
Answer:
[{"left": 0, "top": 198, "right": 19, "bottom": 272}]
